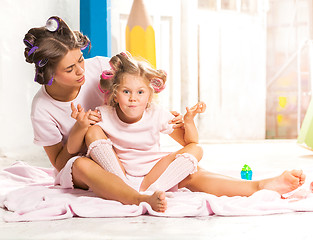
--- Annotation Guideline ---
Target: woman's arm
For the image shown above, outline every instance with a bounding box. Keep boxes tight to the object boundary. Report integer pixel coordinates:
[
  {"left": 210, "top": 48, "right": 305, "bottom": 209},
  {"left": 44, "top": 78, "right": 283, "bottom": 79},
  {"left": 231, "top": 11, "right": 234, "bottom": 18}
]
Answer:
[
  {"left": 169, "top": 111, "right": 184, "bottom": 129},
  {"left": 44, "top": 142, "right": 74, "bottom": 171}
]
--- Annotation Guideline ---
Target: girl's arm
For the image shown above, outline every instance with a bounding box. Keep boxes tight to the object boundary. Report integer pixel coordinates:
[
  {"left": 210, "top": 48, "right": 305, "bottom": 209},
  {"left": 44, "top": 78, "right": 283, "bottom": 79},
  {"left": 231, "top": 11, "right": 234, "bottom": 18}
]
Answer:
[
  {"left": 183, "top": 102, "right": 206, "bottom": 144},
  {"left": 67, "top": 103, "right": 92, "bottom": 154},
  {"left": 169, "top": 102, "right": 206, "bottom": 146},
  {"left": 44, "top": 104, "right": 101, "bottom": 171}
]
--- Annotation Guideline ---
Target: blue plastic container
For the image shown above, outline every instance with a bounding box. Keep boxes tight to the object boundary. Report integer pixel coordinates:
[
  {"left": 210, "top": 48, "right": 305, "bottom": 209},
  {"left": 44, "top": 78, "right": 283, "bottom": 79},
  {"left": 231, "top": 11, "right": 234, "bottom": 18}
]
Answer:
[{"left": 241, "top": 164, "right": 252, "bottom": 180}]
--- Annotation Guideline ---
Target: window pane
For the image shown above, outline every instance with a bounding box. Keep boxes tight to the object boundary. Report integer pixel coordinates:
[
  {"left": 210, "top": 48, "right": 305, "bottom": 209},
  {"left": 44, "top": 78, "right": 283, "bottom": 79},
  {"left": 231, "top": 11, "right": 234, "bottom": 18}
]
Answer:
[
  {"left": 221, "top": 0, "right": 236, "bottom": 10},
  {"left": 241, "top": 0, "right": 257, "bottom": 13},
  {"left": 198, "top": 0, "right": 217, "bottom": 10}
]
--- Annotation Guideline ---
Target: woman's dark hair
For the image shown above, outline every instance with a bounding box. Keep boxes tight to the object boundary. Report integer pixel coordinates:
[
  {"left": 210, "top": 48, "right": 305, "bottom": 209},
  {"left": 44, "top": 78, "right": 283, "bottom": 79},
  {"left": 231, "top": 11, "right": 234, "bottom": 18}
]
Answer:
[{"left": 23, "top": 16, "right": 90, "bottom": 85}]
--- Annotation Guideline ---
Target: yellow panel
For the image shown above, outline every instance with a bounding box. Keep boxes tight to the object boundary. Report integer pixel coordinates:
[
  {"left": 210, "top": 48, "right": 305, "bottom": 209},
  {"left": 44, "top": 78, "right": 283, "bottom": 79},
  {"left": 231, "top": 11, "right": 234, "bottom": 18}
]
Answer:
[{"left": 126, "top": 25, "right": 156, "bottom": 68}]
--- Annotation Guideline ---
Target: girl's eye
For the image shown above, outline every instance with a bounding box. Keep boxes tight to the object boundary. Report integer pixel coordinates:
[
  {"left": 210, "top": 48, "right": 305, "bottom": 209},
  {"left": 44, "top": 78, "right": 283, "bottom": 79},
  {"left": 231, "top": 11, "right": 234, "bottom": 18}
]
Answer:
[
  {"left": 123, "top": 90, "right": 129, "bottom": 94},
  {"left": 138, "top": 90, "right": 144, "bottom": 94}
]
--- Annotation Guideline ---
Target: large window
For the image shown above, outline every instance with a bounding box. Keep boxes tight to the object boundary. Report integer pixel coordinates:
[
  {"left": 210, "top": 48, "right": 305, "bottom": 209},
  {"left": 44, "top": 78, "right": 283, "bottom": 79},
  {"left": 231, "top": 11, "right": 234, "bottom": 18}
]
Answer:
[{"left": 198, "top": 0, "right": 258, "bottom": 13}]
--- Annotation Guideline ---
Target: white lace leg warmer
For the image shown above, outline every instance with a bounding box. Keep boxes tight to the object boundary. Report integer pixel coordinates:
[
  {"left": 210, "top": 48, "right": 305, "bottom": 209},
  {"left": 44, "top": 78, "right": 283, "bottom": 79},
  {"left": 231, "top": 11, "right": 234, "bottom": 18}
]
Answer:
[
  {"left": 87, "top": 139, "right": 128, "bottom": 182},
  {"left": 147, "top": 153, "right": 198, "bottom": 192}
]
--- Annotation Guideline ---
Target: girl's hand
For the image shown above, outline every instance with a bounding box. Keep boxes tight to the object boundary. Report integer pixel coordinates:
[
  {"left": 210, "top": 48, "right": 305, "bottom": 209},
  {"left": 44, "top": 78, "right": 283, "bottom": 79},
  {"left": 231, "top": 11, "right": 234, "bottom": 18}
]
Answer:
[
  {"left": 184, "top": 101, "right": 206, "bottom": 121},
  {"left": 71, "top": 102, "right": 91, "bottom": 129},
  {"left": 169, "top": 111, "right": 184, "bottom": 129}
]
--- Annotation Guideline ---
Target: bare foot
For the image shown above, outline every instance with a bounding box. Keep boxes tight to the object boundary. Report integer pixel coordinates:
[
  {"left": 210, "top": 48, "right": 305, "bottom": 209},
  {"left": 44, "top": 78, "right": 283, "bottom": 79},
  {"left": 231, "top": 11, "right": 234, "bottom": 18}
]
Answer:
[
  {"left": 259, "top": 170, "right": 306, "bottom": 195},
  {"left": 141, "top": 191, "right": 167, "bottom": 212}
]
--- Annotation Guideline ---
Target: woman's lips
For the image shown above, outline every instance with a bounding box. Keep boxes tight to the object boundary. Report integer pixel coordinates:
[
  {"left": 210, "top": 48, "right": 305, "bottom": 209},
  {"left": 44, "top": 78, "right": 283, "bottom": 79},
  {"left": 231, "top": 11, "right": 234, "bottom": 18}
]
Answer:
[{"left": 77, "top": 76, "right": 85, "bottom": 83}]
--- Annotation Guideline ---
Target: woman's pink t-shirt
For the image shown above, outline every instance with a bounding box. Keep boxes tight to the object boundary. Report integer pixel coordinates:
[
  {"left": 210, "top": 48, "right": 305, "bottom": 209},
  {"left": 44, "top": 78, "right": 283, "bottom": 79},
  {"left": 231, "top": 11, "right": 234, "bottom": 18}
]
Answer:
[{"left": 31, "top": 56, "right": 110, "bottom": 150}]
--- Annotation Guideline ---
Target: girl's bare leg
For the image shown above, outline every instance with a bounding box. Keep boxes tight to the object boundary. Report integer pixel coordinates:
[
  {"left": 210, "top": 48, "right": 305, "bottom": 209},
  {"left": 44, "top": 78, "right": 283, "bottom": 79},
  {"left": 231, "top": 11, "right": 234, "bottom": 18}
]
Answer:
[
  {"left": 140, "top": 143, "right": 203, "bottom": 191},
  {"left": 179, "top": 167, "right": 306, "bottom": 197},
  {"left": 72, "top": 157, "right": 167, "bottom": 212}
]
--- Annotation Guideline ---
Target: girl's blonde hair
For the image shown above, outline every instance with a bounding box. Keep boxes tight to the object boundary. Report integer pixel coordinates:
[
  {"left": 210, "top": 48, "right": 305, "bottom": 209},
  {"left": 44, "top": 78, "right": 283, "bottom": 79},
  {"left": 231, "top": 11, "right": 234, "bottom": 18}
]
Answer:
[{"left": 100, "top": 52, "right": 167, "bottom": 107}]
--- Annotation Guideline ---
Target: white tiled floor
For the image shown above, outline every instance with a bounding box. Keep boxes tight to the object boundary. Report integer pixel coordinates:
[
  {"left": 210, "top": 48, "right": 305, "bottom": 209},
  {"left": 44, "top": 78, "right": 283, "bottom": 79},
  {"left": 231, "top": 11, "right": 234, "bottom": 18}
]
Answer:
[{"left": 1, "top": 140, "right": 313, "bottom": 240}]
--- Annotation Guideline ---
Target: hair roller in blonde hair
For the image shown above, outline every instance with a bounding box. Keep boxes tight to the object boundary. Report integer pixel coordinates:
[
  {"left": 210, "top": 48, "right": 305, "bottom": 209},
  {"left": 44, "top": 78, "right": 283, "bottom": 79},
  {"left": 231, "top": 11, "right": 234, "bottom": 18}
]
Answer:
[
  {"left": 150, "top": 78, "right": 165, "bottom": 93},
  {"left": 101, "top": 70, "right": 114, "bottom": 80},
  {"left": 120, "top": 51, "right": 132, "bottom": 59}
]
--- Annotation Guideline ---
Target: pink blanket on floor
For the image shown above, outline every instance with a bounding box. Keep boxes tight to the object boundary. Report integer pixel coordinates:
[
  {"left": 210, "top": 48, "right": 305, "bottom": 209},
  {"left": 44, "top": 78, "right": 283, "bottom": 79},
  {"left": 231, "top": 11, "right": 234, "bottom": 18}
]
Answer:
[{"left": 1, "top": 161, "right": 313, "bottom": 222}]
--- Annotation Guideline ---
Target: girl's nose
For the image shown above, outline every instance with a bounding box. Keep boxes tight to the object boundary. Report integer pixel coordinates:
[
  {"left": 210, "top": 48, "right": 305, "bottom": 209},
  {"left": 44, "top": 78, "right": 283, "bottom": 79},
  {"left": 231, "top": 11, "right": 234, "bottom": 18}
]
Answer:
[{"left": 129, "top": 94, "right": 136, "bottom": 101}]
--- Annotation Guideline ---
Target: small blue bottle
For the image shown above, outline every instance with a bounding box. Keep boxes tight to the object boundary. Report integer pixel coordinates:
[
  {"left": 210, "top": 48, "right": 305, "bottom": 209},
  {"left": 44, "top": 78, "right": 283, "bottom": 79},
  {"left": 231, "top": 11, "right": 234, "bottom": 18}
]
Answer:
[{"left": 241, "top": 164, "right": 252, "bottom": 180}]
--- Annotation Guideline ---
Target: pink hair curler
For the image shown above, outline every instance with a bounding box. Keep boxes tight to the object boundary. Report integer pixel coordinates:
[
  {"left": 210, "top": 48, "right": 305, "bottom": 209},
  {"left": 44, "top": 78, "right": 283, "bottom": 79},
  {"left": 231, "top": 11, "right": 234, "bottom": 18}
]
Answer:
[
  {"left": 150, "top": 78, "right": 165, "bottom": 93},
  {"left": 101, "top": 70, "right": 114, "bottom": 80}
]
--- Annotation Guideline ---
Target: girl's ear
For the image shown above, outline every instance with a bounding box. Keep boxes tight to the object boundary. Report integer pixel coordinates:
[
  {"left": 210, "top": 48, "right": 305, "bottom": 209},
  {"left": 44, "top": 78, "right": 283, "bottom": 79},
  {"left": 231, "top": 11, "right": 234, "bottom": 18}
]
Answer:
[
  {"left": 148, "top": 90, "right": 153, "bottom": 104},
  {"left": 147, "top": 91, "right": 153, "bottom": 109}
]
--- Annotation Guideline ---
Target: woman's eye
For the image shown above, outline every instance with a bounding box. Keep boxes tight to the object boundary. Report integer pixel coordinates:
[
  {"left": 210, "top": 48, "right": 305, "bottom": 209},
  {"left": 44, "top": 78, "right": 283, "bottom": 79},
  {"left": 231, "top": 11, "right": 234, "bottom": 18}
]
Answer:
[{"left": 79, "top": 58, "right": 84, "bottom": 63}]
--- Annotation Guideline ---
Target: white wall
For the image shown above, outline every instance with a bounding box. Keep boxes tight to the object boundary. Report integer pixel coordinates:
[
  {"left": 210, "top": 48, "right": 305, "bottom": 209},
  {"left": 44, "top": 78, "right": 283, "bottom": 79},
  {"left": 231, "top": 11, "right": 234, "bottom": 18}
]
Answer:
[
  {"left": 197, "top": 9, "right": 267, "bottom": 140},
  {"left": 0, "top": 0, "right": 79, "bottom": 154}
]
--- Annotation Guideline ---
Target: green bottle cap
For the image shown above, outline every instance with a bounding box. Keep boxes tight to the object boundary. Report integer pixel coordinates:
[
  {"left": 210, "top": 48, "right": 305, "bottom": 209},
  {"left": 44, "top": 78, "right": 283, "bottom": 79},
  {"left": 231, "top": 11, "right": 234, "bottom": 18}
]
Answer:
[{"left": 242, "top": 164, "right": 251, "bottom": 172}]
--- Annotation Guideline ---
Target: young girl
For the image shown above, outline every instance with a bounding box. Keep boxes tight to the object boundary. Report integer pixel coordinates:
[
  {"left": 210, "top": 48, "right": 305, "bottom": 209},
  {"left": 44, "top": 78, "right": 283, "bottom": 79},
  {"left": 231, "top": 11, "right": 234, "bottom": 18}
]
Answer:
[{"left": 67, "top": 52, "right": 206, "bottom": 192}]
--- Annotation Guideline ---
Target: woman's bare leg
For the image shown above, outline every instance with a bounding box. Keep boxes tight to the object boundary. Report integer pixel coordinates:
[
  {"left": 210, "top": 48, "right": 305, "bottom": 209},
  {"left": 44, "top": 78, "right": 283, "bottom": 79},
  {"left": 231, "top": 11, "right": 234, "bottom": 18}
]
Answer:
[
  {"left": 72, "top": 157, "right": 167, "bottom": 212},
  {"left": 179, "top": 167, "right": 305, "bottom": 197},
  {"left": 258, "top": 169, "right": 305, "bottom": 194}
]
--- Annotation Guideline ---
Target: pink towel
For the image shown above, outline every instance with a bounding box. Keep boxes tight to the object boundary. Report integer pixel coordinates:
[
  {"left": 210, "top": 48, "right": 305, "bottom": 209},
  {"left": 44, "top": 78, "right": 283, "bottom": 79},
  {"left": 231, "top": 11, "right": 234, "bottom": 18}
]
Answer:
[{"left": 1, "top": 161, "right": 313, "bottom": 222}]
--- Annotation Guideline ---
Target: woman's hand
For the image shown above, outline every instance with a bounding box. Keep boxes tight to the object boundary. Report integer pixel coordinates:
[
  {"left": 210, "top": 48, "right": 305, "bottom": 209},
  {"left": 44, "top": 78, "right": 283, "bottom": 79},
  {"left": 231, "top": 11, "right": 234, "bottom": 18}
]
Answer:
[{"left": 169, "top": 111, "right": 184, "bottom": 129}]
